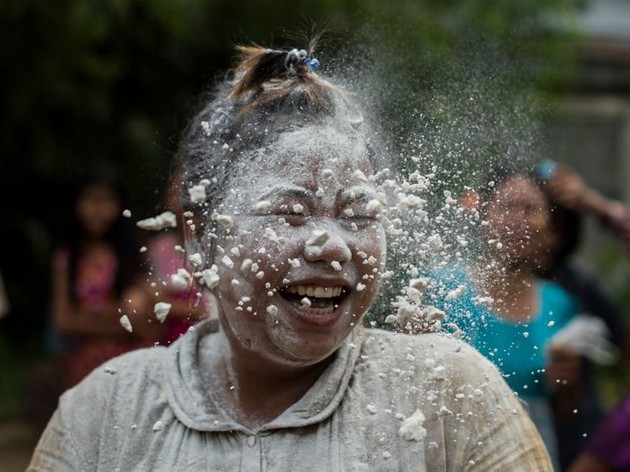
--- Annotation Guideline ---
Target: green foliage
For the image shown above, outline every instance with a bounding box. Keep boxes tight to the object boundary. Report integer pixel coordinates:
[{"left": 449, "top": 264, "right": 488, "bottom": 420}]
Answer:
[{"left": 0, "top": 0, "right": 580, "bottom": 340}]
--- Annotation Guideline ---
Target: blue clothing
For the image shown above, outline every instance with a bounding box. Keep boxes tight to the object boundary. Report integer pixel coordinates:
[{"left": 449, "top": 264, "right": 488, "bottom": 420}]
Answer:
[
  {"left": 427, "top": 267, "right": 578, "bottom": 398},
  {"left": 427, "top": 267, "right": 579, "bottom": 470}
]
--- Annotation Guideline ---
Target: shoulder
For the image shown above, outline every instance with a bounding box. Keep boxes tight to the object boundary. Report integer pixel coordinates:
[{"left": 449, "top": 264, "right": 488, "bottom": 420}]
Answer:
[
  {"left": 539, "top": 278, "right": 578, "bottom": 308},
  {"left": 58, "top": 346, "right": 168, "bottom": 422},
  {"left": 361, "top": 329, "right": 499, "bottom": 385}
]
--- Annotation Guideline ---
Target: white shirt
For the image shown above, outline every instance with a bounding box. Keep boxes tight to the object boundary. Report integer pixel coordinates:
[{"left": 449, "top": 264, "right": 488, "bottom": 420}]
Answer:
[{"left": 29, "top": 319, "right": 552, "bottom": 471}]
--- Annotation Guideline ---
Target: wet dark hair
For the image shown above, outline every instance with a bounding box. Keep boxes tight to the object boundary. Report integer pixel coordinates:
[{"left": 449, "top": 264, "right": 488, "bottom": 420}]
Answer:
[
  {"left": 478, "top": 165, "right": 582, "bottom": 274},
  {"left": 67, "top": 166, "right": 144, "bottom": 300},
  {"left": 174, "top": 45, "right": 383, "bottom": 245}
]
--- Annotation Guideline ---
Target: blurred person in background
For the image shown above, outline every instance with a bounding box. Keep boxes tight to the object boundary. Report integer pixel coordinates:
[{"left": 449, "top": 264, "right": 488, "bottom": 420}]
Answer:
[
  {"left": 145, "top": 172, "right": 215, "bottom": 345},
  {"left": 541, "top": 163, "right": 630, "bottom": 472},
  {"left": 429, "top": 167, "right": 616, "bottom": 470},
  {"left": 50, "top": 167, "right": 155, "bottom": 387}
]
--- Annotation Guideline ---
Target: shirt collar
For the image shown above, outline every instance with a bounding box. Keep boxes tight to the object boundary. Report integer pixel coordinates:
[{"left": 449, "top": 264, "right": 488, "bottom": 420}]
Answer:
[{"left": 163, "top": 318, "right": 363, "bottom": 434}]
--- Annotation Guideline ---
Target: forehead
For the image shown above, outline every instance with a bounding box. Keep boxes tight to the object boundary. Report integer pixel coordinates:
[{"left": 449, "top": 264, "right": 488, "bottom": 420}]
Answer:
[
  {"left": 493, "top": 176, "right": 542, "bottom": 201},
  {"left": 230, "top": 126, "right": 372, "bottom": 191}
]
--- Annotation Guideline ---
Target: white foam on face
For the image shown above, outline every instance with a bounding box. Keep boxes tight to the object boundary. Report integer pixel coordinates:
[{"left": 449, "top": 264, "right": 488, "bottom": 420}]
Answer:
[
  {"left": 214, "top": 214, "right": 234, "bottom": 228},
  {"left": 221, "top": 256, "right": 234, "bottom": 269},
  {"left": 366, "top": 199, "right": 382, "bottom": 213},
  {"left": 136, "top": 211, "right": 177, "bottom": 231},
  {"left": 253, "top": 200, "right": 271, "bottom": 213},
  {"left": 154, "top": 302, "right": 172, "bottom": 323},
  {"left": 306, "top": 229, "right": 329, "bottom": 246}
]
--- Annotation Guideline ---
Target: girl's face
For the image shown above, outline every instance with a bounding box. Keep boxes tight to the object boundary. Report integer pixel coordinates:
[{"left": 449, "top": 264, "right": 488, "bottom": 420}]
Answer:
[
  {"left": 210, "top": 127, "right": 386, "bottom": 367},
  {"left": 76, "top": 184, "right": 121, "bottom": 238},
  {"left": 483, "top": 176, "right": 551, "bottom": 265}
]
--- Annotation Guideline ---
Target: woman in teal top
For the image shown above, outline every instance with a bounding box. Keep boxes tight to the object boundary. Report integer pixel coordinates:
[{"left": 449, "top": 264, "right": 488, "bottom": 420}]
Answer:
[
  {"left": 426, "top": 169, "right": 582, "bottom": 470},
  {"left": 430, "top": 267, "right": 577, "bottom": 399}
]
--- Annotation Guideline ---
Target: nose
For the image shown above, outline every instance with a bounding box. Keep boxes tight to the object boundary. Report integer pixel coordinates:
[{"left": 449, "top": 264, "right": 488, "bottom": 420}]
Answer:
[{"left": 303, "top": 228, "right": 352, "bottom": 264}]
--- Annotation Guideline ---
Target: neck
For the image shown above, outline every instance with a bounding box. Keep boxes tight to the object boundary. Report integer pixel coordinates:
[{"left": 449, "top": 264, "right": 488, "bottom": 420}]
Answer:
[
  {"left": 207, "top": 326, "right": 332, "bottom": 430},
  {"left": 476, "top": 258, "right": 538, "bottom": 321}
]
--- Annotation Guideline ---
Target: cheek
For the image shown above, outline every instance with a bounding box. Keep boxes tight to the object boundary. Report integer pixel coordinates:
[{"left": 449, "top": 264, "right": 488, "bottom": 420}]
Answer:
[{"left": 353, "top": 226, "right": 387, "bottom": 288}]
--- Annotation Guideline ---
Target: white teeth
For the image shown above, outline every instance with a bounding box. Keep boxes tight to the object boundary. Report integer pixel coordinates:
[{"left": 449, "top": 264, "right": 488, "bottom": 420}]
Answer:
[
  {"left": 284, "top": 285, "right": 343, "bottom": 298},
  {"left": 297, "top": 306, "right": 335, "bottom": 315}
]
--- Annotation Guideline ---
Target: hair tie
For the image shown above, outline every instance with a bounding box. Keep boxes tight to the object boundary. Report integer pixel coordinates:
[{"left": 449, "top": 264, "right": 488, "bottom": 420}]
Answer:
[{"left": 285, "top": 49, "right": 320, "bottom": 75}]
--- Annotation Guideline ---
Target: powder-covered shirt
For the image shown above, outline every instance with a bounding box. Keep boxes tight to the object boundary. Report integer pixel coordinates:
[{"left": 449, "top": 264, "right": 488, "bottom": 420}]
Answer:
[{"left": 28, "top": 319, "right": 552, "bottom": 471}]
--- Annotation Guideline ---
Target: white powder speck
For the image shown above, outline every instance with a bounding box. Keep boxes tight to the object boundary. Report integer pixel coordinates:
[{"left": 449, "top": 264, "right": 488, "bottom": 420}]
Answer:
[
  {"left": 366, "top": 403, "right": 377, "bottom": 414},
  {"left": 331, "top": 261, "right": 342, "bottom": 271},
  {"left": 154, "top": 302, "right": 172, "bottom": 323},
  {"left": 255, "top": 271, "right": 265, "bottom": 279},
  {"left": 104, "top": 365, "right": 117, "bottom": 375},
  {"left": 171, "top": 268, "right": 192, "bottom": 289},
  {"left": 306, "top": 229, "right": 329, "bottom": 246},
  {"left": 547, "top": 321, "right": 555, "bottom": 327},
  {"left": 200, "top": 265, "right": 220, "bottom": 289},
  {"left": 240, "top": 258, "right": 253, "bottom": 272},
  {"left": 446, "top": 285, "right": 466, "bottom": 301},
  {"left": 119, "top": 315, "right": 133, "bottom": 333},
  {"left": 433, "top": 365, "right": 446, "bottom": 380},
  {"left": 398, "top": 409, "right": 427, "bottom": 442},
  {"left": 356, "top": 283, "right": 366, "bottom": 291},
  {"left": 188, "top": 185, "right": 206, "bottom": 204},
  {"left": 188, "top": 253, "right": 203, "bottom": 267},
  {"left": 288, "top": 258, "right": 300, "bottom": 268},
  {"left": 301, "top": 297, "right": 312, "bottom": 307},
  {"left": 136, "top": 211, "right": 177, "bottom": 231},
  {"left": 253, "top": 200, "right": 271, "bottom": 213},
  {"left": 122, "top": 209, "right": 131, "bottom": 218},
  {"left": 292, "top": 204, "right": 304, "bottom": 214},
  {"left": 427, "top": 234, "right": 443, "bottom": 250},
  {"left": 139, "top": 246, "right": 147, "bottom": 253},
  {"left": 215, "top": 214, "right": 234, "bottom": 228},
  {"left": 321, "top": 169, "right": 333, "bottom": 178},
  {"left": 266, "top": 305, "right": 278, "bottom": 316},
  {"left": 152, "top": 420, "right": 164, "bottom": 432},
  {"left": 366, "top": 199, "right": 382, "bottom": 212},
  {"left": 353, "top": 169, "right": 368, "bottom": 181},
  {"left": 221, "top": 256, "right": 234, "bottom": 269}
]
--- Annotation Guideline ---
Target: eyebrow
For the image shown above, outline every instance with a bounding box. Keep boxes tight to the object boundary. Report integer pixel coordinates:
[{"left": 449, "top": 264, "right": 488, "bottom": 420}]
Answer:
[{"left": 257, "top": 185, "right": 316, "bottom": 205}]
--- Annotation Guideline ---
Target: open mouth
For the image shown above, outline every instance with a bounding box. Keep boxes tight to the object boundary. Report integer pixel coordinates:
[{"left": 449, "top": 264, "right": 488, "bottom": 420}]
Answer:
[{"left": 279, "top": 285, "right": 349, "bottom": 315}]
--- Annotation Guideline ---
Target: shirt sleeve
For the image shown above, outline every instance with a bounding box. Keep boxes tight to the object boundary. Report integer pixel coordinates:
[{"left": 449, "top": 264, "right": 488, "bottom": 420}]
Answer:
[
  {"left": 433, "top": 338, "right": 554, "bottom": 471},
  {"left": 27, "top": 408, "right": 80, "bottom": 471}
]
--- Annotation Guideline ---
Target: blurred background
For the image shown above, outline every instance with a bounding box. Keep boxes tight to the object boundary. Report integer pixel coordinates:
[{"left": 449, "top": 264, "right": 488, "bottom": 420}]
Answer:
[{"left": 1, "top": 0, "right": 629, "bottom": 469}]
